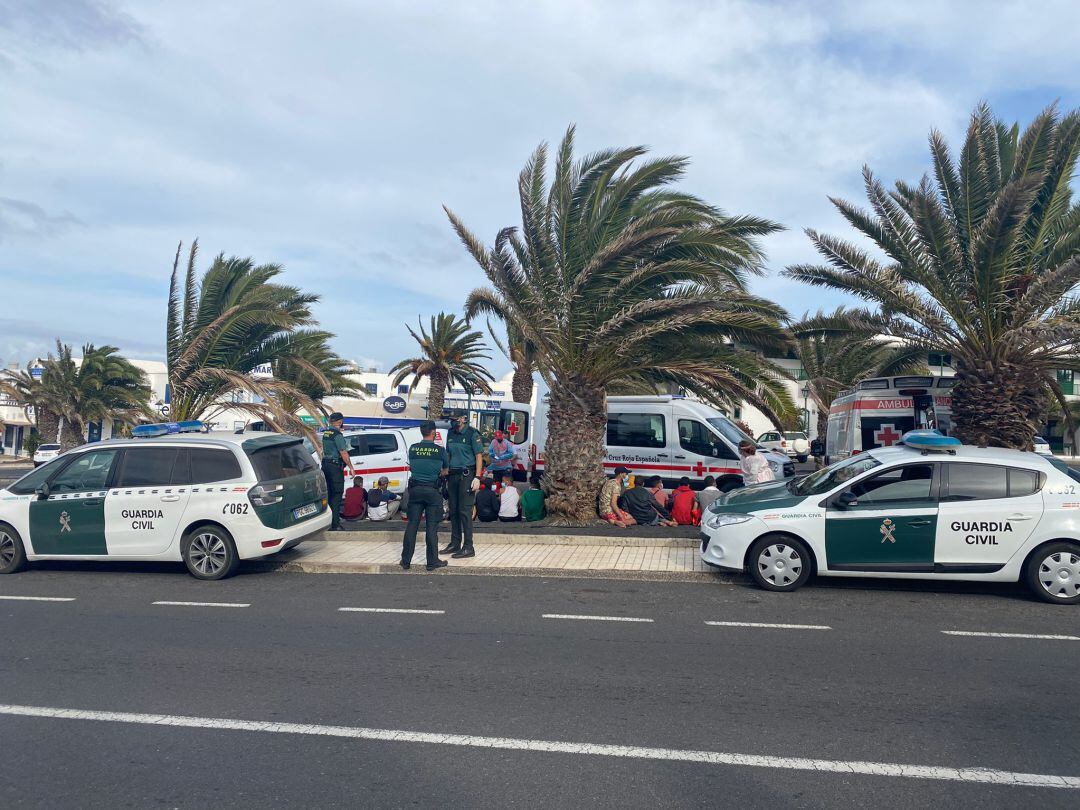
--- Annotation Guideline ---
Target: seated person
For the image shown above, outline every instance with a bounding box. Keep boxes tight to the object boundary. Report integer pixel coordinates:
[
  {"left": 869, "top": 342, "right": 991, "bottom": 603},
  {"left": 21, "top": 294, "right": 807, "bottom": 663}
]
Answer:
[
  {"left": 498, "top": 472, "right": 521, "bottom": 522},
  {"left": 367, "top": 476, "right": 401, "bottom": 521},
  {"left": 598, "top": 466, "right": 635, "bottom": 527},
  {"left": 620, "top": 476, "right": 677, "bottom": 526},
  {"left": 520, "top": 480, "right": 547, "bottom": 522},
  {"left": 341, "top": 476, "right": 367, "bottom": 521},
  {"left": 669, "top": 476, "right": 701, "bottom": 526},
  {"left": 474, "top": 477, "right": 500, "bottom": 522}
]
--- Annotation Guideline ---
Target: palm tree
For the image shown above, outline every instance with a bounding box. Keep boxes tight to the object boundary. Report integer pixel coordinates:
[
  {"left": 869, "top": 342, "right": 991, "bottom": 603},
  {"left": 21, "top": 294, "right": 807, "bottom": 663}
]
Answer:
[
  {"left": 789, "top": 308, "right": 927, "bottom": 440},
  {"left": 0, "top": 363, "right": 58, "bottom": 447},
  {"left": 785, "top": 103, "right": 1080, "bottom": 450},
  {"left": 390, "top": 313, "right": 494, "bottom": 419},
  {"left": 483, "top": 318, "right": 536, "bottom": 404},
  {"left": 272, "top": 333, "right": 361, "bottom": 417},
  {"left": 447, "top": 126, "right": 792, "bottom": 523},
  {"left": 167, "top": 240, "right": 346, "bottom": 433}
]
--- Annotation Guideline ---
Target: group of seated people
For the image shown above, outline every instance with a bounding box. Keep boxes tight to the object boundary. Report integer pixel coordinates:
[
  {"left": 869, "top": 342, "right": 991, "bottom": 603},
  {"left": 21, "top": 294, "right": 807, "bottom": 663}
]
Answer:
[
  {"left": 474, "top": 472, "right": 546, "bottom": 523},
  {"left": 599, "top": 467, "right": 723, "bottom": 527}
]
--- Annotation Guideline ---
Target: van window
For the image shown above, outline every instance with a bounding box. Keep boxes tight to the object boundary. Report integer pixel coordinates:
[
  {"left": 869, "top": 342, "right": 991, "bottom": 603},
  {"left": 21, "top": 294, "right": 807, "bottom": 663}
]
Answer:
[
  {"left": 500, "top": 408, "right": 530, "bottom": 445},
  {"left": 607, "top": 413, "right": 666, "bottom": 448},
  {"left": 247, "top": 440, "right": 317, "bottom": 480},
  {"left": 349, "top": 434, "right": 399, "bottom": 456},
  {"left": 679, "top": 419, "right": 737, "bottom": 460},
  {"left": 706, "top": 416, "right": 755, "bottom": 446},
  {"left": 189, "top": 448, "right": 243, "bottom": 484},
  {"left": 117, "top": 447, "right": 184, "bottom": 487},
  {"left": 943, "top": 464, "right": 1008, "bottom": 501},
  {"left": 7, "top": 459, "right": 65, "bottom": 494},
  {"left": 49, "top": 449, "right": 119, "bottom": 493}
]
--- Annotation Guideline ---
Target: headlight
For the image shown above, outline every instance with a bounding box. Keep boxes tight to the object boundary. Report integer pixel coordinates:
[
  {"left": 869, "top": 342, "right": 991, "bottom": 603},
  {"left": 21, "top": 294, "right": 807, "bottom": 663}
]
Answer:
[
  {"left": 705, "top": 512, "right": 754, "bottom": 530},
  {"left": 769, "top": 460, "right": 782, "bottom": 474}
]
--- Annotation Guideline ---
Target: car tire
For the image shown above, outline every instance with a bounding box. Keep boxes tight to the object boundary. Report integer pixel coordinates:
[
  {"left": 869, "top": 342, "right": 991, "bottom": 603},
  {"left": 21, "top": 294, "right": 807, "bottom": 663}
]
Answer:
[
  {"left": 796, "top": 455, "right": 808, "bottom": 463},
  {"left": 747, "top": 534, "right": 812, "bottom": 592},
  {"left": 181, "top": 525, "right": 239, "bottom": 581},
  {"left": 0, "top": 524, "right": 27, "bottom": 574},
  {"left": 1024, "top": 542, "right": 1080, "bottom": 605}
]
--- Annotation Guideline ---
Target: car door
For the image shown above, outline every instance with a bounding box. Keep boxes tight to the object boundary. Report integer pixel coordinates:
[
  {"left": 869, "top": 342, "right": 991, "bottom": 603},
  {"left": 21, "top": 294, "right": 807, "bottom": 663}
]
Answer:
[
  {"left": 105, "top": 445, "right": 192, "bottom": 556},
  {"left": 28, "top": 448, "right": 119, "bottom": 555},
  {"left": 934, "top": 462, "right": 1044, "bottom": 568},
  {"left": 348, "top": 432, "right": 408, "bottom": 492},
  {"left": 824, "top": 462, "right": 939, "bottom": 571},
  {"left": 677, "top": 418, "right": 741, "bottom": 483}
]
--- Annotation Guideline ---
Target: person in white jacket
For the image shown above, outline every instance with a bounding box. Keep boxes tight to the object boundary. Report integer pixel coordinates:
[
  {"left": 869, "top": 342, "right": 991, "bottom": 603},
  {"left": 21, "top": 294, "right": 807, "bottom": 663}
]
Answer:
[{"left": 738, "top": 440, "right": 775, "bottom": 485}]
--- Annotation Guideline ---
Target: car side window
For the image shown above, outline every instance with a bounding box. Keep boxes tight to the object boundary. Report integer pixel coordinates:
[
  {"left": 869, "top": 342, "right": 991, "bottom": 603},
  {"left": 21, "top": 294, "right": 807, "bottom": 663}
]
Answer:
[
  {"left": 679, "top": 419, "right": 737, "bottom": 460},
  {"left": 1008, "top": 468, "right": 1042, "bottom": 497},
  {"left": 189, "top": 448, "right": 243, "bottom": 484},
  {"left": 117, "top": 447, "right": 183, "bottom": 487},
  {"left": 7, "top": 460, "right": 65, "bottom": 494},
  {"left": 943, "top": 464, "right": 1008, "bottom": 501},
  {"left": 844, "top": 463, "right": 935, "bottom": 506},
  {"left": 608, "top": 413, "right": 666, "bottom": 449},
  {"left": 364, "top": 434, "right": 398, "bottom": 454},
  {"left": 49, "top": 450, "right": 120, "bottom": 493}
]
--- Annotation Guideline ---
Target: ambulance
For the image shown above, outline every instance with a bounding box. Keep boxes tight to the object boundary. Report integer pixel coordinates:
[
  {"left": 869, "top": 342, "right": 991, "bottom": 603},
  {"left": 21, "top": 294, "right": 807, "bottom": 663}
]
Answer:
[
  {"left": 340, "top": 424, "right": 449, "bottom": 493},
  {"left": 0, "top": 422, "right": 331, "bottom": 580},
  {"left": 826, "top": 375, "right": 955, "bottom": 462},
  {"left": 498, "top": 395, "right": 794, "bottom": 490},
  {"left": 699, "top": 433, "right": 1080, "bottom": 604}
]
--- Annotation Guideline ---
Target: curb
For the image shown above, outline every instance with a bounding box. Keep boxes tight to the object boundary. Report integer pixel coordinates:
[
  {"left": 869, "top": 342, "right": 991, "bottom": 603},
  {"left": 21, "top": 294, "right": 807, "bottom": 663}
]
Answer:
[{"left": 322, "top": 530, "right": 698, "bottom": 548}]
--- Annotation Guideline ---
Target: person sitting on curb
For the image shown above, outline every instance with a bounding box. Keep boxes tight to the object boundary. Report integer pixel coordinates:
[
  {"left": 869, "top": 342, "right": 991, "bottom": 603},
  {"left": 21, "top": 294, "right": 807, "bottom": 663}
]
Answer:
[
  {"left": 367, "top": 476, "right": 401, "bottom": 521},
  {"left": 520, "top": 480, "right": 546, "bottom": 522},
  {"left": 620, "top": 475, "right": 677, "bottom": 526},
  {"left": 696, "top": 475, "right": 722, "bottom": 514},
  {"left": 669, "top": 476, "right": 701, "bottom": 526},
  {"left": 599, "top": 465, "right": 635, "bottom": 527},
  {"left": 498, "top": 472, "right": 521, "bottom": 522},
  {"left": 474, "top": 477, "right": 500, "bottom": 522}
]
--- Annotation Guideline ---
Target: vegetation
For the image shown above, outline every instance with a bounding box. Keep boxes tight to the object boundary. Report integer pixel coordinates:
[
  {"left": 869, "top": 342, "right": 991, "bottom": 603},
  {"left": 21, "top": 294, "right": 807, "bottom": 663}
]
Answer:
[
  {"left": 448, "top": 125, "right": 792, "bottom": 523},
  {"left": 482, "top": 318, "right": 536, "bottom": 404},
  {"left": 785, "top": 103, "right": 1080, "bottom": 450},
  {"left": 167, "top": 241, "right": 350, "bottom": 432},
  {"left": 390, "top": 312, "right": 494, "bottom": 420},
  {"left": 789, "top": 308, "right": 927, "bottom": 440}
]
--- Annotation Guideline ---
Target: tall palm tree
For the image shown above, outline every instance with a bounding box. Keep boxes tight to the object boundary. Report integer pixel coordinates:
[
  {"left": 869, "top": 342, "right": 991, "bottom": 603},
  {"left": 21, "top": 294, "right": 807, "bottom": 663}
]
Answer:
[
  {"left": 0, "top": 362, "right": 58, "bottom": 447},
  {"left": 167, "top": 240, "right": 345, "bottom": 433},
  {"left": 483, "top": 318, "right": 536, "bottom": 404},
  {"left": 785, "top": 103, "right": 1080, "bottom": 449},
  {"left": 390, "top": 313, "right": 494, "bottom": 419},
  {"left": 789, "top": 308, "right": 927, "bottom": 440},
  {"left": 447, "top": 126, "right": 792, "bottom": 523}
]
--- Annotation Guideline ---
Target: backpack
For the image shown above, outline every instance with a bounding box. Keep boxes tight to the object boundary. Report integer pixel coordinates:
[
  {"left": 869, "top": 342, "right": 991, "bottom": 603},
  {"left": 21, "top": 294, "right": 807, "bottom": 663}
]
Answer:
[{"left": 341, "top": 481, "right": 367, "bottom": 520}]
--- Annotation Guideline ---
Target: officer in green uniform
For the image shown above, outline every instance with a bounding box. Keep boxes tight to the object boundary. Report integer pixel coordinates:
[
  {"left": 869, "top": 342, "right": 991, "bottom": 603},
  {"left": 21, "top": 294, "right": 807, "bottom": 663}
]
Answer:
[
  {"left": 401, "top": 420, "right": 450, "bottom": 570},
  {"left": 441, "top": 409, "right": 484, "bottom": 557},
  {"left": 320, "top": 412, "right": 355, "bottom": 531}
]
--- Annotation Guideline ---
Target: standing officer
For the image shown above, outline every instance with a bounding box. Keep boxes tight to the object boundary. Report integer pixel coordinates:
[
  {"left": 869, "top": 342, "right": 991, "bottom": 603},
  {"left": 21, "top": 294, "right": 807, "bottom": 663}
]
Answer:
[
  {"left": 441, "top": 409, "right": 484, "bottom": 558},
  {"left": 401, "top": 420, "right": 449, "bottom": 570},
  {"left": 321, "top": 412, "right": 355, "bottom": 531}
]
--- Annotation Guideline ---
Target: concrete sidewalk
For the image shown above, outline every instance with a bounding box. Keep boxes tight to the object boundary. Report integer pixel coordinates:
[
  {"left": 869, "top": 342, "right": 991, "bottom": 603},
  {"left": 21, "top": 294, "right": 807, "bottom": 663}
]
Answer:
[{"left": 259, "top": 530, "right": 731, "bottom": 583}]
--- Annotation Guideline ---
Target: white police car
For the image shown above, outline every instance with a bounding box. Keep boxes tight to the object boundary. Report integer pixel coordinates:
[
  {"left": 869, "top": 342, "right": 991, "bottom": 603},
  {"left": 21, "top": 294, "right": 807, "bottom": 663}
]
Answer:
[
  {"left": 0, "top": 422, "right": 330, "bottom": 580},
  {"left": 700, "top": 432, "right": 1080, "bottom": 604}
]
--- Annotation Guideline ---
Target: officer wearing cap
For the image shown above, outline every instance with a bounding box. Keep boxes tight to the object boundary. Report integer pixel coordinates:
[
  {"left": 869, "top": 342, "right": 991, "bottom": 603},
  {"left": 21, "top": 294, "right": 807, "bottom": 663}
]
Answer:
[
  {"left": 321, "top": 412, "right": 355, "bottom": 531},
  {"left": 441, "top": 409, "right": 484, "bottom": 558},
  {"left": 402, "top": 420, "right": 449, "bottom": 570}
]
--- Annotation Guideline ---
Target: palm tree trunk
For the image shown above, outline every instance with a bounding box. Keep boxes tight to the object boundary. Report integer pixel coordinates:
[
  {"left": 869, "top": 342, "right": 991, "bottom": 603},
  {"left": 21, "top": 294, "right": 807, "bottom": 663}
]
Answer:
[
  {"left": 952, "top": 360, "right": 1039, "bottom": 450},
  {"left": 543, "top": 379, "right": 607, "bottom": 525},
  {"left": 427, "top": 370, "right": 448, "bottom": 420},
  {"left": 511, "top": 363, "right": 533, "bottom": 404},
  {"left": 816, "top": 407, "right": 828, "bottom": 446},
  {"left": 36, "top": 408, "right": 59, "bottom": 448},
  {"left": 56, "top": 415, "right": 65, "bottom": 447}
]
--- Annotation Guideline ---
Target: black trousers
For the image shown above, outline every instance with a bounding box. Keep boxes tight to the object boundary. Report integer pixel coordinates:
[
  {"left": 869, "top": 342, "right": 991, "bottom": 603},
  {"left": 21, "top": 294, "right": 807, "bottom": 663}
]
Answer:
[
  {"left": 402, "top": 484, "right": 443, "bottom": 566},
  {"left": 321, "top": 460, "right": 345, "bottom": 528},
  {"left": 446, "top": 470, "right": 476, "bottom": 551}
]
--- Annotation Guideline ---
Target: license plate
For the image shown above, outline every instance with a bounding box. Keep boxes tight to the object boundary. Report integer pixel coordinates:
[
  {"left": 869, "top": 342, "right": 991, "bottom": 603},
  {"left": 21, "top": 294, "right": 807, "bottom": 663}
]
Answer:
[{"left": 293, "top": 503, "right": 318, "bottom": 520}]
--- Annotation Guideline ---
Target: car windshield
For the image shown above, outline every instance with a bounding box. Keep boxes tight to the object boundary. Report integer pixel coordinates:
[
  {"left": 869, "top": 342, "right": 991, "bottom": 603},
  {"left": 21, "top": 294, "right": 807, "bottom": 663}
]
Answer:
[
  {"left": 707, "top": 417, "right": 755, "bottom": 447},
  {"left": 38, "top": 444, "right": 60, "bottom": 451},
  {"left": 791, "top": 454, "right": 882, "bottom": 496}
]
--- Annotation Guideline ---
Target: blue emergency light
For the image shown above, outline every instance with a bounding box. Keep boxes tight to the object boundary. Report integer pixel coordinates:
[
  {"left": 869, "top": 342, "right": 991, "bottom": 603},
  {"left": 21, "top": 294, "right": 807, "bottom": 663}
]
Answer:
[
  {"left": 132, "top": 420, "right": 206, "bottom": 438},
  {"left": 901, "top": 429, "right": 961, "bottom": 454}
]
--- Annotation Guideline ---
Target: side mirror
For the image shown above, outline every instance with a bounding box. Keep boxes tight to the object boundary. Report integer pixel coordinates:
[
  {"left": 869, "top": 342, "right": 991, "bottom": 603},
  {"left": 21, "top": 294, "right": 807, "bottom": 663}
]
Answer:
[
  {"left": 35, "top": 483, "right": 50, "bottom": 501},
  {"left": 835, "top": 491, "right": 858, "bottom": 509}
]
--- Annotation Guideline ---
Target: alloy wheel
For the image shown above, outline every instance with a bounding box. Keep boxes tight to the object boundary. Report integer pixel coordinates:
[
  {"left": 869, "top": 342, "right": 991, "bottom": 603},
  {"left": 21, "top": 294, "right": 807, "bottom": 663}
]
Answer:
[
  {"left": 1038, "top": 550, "right": 1080, "bottom": 600},
  {"left": 0, "top": 531, "right": 14, "bottom": 568},
  {"left": 189, "top": 532, "right": 228, "bottom": 576},
  {"left": 757, "top": 543, "right": 802, "bottom": 587}
]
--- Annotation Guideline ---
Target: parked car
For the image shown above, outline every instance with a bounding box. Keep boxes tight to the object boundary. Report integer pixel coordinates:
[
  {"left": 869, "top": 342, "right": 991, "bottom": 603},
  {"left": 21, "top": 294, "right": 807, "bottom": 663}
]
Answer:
[
  {"left": 32, "top": 444, "right": 61, "bottom": 467},
  {"left": 756, "top": 431, "right": 810, "bottom": 463},
  {"left": 1033, "top": 436, "right": 1052, "bottom": 456}
]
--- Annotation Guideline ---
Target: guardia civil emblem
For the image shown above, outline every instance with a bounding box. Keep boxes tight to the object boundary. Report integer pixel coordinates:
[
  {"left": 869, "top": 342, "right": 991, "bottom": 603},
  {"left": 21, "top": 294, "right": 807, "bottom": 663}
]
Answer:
[
  {"left": 879, "top": 518, "right": 896, "bottom": 544},
  {"left": 59, "top": 511, "right": 72, "bottom": 533}
]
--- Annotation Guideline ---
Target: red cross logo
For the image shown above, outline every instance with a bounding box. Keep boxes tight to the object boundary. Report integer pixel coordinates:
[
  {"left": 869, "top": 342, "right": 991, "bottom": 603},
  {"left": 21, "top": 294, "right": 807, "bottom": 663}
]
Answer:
[
  {"left": 692, "top": 461, "right": 706, "bottom": 476},
  {"left": 874, "top": 424, "right": 903, "bottom": 447},
  {"left": 507, "top": 422, "right": 519, "bottom": 438}
]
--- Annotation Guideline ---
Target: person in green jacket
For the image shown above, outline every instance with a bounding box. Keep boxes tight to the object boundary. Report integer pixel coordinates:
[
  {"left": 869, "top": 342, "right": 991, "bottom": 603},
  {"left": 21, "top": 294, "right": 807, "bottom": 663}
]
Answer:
[{"left": 520, "top": 480, "right": 546, "bottom": 522}]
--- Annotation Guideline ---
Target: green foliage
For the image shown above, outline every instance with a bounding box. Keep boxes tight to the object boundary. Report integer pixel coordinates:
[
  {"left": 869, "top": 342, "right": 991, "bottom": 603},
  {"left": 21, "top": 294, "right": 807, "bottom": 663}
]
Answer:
[{"left": 22, "top": 431, "right": 43, "bottom": 456}]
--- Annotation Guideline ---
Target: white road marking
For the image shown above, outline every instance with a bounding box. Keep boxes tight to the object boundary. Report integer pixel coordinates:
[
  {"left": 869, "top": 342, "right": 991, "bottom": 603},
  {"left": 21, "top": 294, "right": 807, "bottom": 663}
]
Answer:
[
  {"left": 705, "top": 621, "right": 832, "bottom": 631},
  {"left": 0, "top": 703, "right": 1076, "bottom": 789},
  {"left": 152, "top": 601, "right": 250, "bottom": 608},
  {"left": 542, "top": 614, "right": 653, "bottom": 623},
  {"left": 0, "top": 595, "right": 75, "bottom": 602},
  {"left": 942, "top": 631, "right": 1080, "bottom": 641},
  {"left": 338, "top": 607, "right": 445, "bottom": 614}
]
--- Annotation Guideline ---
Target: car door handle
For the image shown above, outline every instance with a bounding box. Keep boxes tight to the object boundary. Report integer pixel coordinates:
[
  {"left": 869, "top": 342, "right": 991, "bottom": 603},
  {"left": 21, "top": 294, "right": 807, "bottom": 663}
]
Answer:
[
  {"left": 674, "top": 455, "right": 686, "bottom": 459},
  {"left": 161, "top": 495, "right": 181, "bottom": 503},
  {"left": 656, "top": 453, "right": 668, "bottom": 458},
  {"left": 83, "top": 499, "right": 102, "bottom": 506},
  {"left": 907, "top": 519, "right": 933, "bottom": 527},
  {"left": 1007, "top": 513, "right": 1034, "bottom": 521},
  {"left": 392, "top": 457, "right": 402, "bottom": 461}
]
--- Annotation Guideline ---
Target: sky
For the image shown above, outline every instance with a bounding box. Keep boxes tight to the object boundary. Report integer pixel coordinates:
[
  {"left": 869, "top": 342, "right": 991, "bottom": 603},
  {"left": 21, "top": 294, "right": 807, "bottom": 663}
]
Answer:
[{"left": 1, "top": 0, "right": 1079, "bottom": 376}]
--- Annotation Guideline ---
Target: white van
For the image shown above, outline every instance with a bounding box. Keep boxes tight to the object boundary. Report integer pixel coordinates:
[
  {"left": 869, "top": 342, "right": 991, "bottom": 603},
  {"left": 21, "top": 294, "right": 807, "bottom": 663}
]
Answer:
[
  {"left": 499, "top": 395, "right": 794, "bottom": 491},
  {"left": 827, "top": 375, "right": 955, "bottom": 462},
  {"left": 341, "top": 425, "right": 448, "bottom": 493}
]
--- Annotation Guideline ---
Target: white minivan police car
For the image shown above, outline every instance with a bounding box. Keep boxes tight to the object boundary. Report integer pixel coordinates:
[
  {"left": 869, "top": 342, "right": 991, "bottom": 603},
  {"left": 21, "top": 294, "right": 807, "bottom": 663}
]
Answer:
[
  {"left": 700, "top": 433, "right": 1080, "bottom": 604},
  {"left": 0, "top": 423, "right": 330, "bottom": 580}
]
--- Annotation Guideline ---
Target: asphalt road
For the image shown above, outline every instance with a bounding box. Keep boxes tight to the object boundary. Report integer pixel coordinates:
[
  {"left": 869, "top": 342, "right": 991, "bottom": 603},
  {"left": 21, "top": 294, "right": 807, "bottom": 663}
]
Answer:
[
  {"left": 2, "top": 567, "right": 1079, "bottom": 808},
  {"left": 0, "top": 463, "right": 32, "bottom": 486}
]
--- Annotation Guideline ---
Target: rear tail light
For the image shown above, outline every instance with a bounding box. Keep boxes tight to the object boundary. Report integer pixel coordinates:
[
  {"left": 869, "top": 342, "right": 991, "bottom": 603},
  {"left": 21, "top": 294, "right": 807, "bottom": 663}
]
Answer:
[
  {"left": 261, "top": 539, "right": 283, "bottom": 548},
  {"left": 249, "top": 483, "right": 284, "bottom": 506},
  {"left": 780, "top": 440, "right": 787, "bottom": 447}
]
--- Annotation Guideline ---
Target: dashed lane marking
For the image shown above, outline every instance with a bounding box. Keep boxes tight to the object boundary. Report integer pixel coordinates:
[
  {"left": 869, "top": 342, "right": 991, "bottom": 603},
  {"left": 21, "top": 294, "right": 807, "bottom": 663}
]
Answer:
[
  {"left": 0, "top": 704, "right": 1076, "bottom": 789},
  {"left": 0, "top": 595, "right": 75, "bottom": 602},
  {"left": 942, "top": 631, "right": 1080, "bottom": 641},
  {"left": 542, "top": 614, "right": 654, "bottom": 623},
  {"left": 705, "top": 621, "right": 832, "bottom": 630},
  {"left": 152, "top": 601, "right": 250, "bottom": 608},
  {"left": 338, "top": 607, "right": 445, "bottom": 614}
]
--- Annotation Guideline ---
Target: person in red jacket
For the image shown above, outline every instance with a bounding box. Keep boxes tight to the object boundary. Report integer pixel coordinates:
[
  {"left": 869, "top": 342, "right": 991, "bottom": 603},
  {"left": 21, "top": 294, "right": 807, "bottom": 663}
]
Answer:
[{"left": 669, "top": 477, "right": 701, "bottom": 526}]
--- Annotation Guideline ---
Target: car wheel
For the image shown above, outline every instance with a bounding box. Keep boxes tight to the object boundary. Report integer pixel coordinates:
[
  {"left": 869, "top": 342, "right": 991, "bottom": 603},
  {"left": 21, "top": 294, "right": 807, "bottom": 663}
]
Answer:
[
  {"left": 0, "top": 524, "right": 27, "bottom": 574},
  {"left": 748, "top": 534, "right": 812, "bottom": 592},
  {"left": 796, "top": 455, "right": 808, "bottom": 463},
  {"left": 182, "top": 526, "right": 239, "bottom": 581},
  {"left": 1024, "top": 542, "right": 1080, "bottom": 605}
]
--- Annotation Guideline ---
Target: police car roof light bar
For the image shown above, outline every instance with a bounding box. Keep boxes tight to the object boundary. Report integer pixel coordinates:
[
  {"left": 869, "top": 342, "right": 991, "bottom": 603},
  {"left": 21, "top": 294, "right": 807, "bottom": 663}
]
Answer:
[
  {"left": 132, "top": 420, "right": 206, "bottom": 438},
  {"left": 901, "top": 429, "right": 961, "bottom": 455}
]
